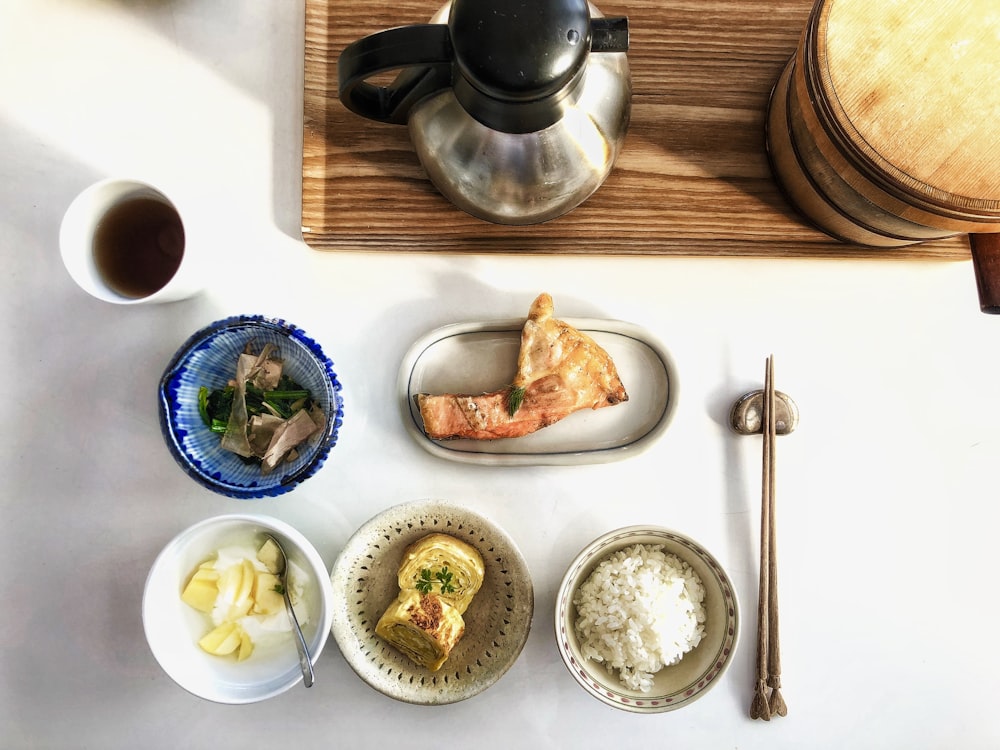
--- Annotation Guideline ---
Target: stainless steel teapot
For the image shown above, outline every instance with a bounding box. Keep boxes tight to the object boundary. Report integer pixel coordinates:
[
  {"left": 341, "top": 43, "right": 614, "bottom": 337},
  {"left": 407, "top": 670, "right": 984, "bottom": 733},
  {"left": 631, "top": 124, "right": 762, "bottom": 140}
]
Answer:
[{"left": 337, "top": 0, "right": 631, "bottom": 225}]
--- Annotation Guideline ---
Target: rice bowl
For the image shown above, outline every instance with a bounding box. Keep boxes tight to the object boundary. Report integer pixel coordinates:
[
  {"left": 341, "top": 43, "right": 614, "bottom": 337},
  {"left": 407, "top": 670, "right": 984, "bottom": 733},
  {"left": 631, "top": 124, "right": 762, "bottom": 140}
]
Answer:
[
  {"left": 555, "top": 526, "right": 739, "bottom": 713},
  {"left": 573, "top": 543, "right": 707, "bottom": 693}
]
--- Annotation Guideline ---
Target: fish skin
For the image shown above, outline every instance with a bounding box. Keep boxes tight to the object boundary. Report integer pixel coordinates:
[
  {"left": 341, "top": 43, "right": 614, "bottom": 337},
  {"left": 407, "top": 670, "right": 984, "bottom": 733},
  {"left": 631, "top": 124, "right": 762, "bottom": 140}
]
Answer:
[{"left": 417, "top": 293, "right": 628, "bottom": 440}]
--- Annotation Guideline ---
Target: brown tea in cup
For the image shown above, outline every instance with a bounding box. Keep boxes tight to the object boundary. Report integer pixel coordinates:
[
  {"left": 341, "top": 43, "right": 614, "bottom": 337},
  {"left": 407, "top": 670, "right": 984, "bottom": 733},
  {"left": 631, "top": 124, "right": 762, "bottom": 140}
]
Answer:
[
  {"left": 60, "top": 178, "right": 203, "bottom": 305},
  {"left": 93, "top": 196, "right": 185, "bottom": 299}
]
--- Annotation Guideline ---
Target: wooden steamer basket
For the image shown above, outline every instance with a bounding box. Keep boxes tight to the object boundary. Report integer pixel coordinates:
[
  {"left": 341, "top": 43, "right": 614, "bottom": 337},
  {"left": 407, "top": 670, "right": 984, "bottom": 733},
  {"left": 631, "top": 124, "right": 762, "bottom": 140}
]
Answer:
[{"left": 766, "top": 0, "right": 1000, "bottom": 312}]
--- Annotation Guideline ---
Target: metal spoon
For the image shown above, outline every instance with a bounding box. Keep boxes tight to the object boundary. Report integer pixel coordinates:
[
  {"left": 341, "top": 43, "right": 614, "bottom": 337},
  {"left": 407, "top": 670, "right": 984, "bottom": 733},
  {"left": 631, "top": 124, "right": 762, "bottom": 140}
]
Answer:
[{"left": 261, "top": 534, "right": 315, "bottom": 688}]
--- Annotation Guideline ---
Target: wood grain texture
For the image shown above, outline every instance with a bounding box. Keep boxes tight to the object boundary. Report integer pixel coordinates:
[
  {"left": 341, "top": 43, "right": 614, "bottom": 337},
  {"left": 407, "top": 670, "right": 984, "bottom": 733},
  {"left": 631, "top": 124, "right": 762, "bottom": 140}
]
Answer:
[
  {"left": 301, "top": 0, "right": 971, "bottom": 259},
  {"left": 821, "top": 0, "right": 1000, "bottom": 207}
]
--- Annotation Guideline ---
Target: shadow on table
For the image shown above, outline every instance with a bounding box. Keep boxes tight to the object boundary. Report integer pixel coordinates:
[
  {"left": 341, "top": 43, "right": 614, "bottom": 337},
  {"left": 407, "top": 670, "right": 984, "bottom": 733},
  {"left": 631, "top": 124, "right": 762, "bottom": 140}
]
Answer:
[{"left": 95, "top": 0, "right": 307, "bottom": 242}]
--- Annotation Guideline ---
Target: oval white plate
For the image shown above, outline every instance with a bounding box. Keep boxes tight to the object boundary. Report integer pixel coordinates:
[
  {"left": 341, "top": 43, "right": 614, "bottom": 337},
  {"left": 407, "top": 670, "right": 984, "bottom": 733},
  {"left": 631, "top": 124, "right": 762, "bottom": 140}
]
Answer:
[
  {"left": 398, "top": 317, "right": 678, "bottom": 465},
  {"left": 329, "top": 500, "right": 534, "bottom": 705}
]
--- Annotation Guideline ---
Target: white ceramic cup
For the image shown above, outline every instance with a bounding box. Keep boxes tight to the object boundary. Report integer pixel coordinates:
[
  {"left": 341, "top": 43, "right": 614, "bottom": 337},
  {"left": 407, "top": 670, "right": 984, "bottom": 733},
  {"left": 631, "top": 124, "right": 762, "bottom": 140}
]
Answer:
[{"left": 59, "top": 178, "right": 203, "bottom": 304}]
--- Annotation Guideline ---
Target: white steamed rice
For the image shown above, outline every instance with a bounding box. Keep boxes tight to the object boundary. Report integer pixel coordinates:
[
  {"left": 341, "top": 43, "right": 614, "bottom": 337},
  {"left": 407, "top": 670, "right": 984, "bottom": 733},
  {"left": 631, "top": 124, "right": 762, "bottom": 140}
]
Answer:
[{"left": 573, "top": 543, "right": 706, "bottom": 693}]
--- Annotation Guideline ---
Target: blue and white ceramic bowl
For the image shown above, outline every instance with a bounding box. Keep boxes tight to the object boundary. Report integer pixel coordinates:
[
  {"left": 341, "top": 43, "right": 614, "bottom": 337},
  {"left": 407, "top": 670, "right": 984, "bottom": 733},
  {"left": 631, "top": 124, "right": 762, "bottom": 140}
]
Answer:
[{"left": 159, "top": 315, "right": 344, "bottom": 499}]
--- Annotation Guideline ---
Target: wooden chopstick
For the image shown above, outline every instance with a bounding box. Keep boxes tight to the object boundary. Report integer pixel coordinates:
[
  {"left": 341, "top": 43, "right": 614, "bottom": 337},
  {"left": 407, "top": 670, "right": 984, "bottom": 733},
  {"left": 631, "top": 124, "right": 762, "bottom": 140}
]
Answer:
[
  {"left": 765, "top": 356, "right": 787, "bottom": 717},
  {"left": 750, "top": 355, "right": 787, "bottom": 720},
  {"left": 749, "top": 356, "right": 773, "bottom": 720}
]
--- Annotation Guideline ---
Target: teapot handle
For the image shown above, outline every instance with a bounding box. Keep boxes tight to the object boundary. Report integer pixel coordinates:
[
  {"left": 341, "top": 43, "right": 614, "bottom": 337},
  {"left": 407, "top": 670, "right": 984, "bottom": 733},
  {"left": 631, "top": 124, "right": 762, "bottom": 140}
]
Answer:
[{"left": 338, "top": 25, "right": 453, "bottom": 124}]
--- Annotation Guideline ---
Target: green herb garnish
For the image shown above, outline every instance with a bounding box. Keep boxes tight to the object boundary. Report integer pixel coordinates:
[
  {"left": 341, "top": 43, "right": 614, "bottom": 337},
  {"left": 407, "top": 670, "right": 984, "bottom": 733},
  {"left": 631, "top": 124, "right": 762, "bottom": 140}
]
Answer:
[
  {"left": 507, "top": 385, "right": 526, "bottom": 417},
  {"left": 436, "top": 566, "right": 455, "bottom": 594},
  {"left": 272, "top": 583, "right": 285, "bottom": 595},
  {"left": 415, "top": 568, "right": 434, "bottom": 594},
  {"left": 415, "top": 567, "right": 456, "bottom": 595}
]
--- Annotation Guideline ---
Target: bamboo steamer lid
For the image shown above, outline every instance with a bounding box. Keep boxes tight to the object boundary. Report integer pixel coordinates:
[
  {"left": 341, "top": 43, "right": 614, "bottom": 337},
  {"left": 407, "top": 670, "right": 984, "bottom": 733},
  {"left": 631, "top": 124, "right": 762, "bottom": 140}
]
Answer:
[
  {"left": 821, "top": 0, "right": 1000, "bottom": 209},
  {"left": 767, "top": 0, "right": 1000, "bottom": 248}
]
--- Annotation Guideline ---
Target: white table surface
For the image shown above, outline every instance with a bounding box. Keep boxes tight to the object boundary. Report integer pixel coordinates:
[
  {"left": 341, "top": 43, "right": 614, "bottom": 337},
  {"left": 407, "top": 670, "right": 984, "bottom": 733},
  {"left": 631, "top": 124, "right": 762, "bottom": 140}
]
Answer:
[{"left": 3, "top": 2, "right": 999, "bottom": 748}]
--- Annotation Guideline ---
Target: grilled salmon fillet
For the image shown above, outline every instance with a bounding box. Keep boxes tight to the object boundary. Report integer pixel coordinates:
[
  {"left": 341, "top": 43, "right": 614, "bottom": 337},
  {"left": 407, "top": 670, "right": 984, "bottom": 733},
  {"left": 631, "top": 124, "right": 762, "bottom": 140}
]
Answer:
[{"left": 416, "top": 293, "right": 628, "bottom": 440}]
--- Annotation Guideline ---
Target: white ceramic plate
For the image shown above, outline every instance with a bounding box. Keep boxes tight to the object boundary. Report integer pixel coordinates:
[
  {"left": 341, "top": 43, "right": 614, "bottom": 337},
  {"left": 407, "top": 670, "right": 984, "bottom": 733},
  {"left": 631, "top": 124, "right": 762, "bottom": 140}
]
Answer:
[
  {"left": 398, "top": 317, "right": 678, "bottom": 465},
  {"left": 329, "top": 500, "right": 534, "bottom": 705}
]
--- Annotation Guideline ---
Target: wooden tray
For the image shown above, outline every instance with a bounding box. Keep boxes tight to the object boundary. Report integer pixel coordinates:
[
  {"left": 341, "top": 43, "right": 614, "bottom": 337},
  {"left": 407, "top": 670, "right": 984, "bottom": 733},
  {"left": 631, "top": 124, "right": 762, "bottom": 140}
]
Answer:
[{"left": 301, "top": 0, "right": 970, "bottom": 259}]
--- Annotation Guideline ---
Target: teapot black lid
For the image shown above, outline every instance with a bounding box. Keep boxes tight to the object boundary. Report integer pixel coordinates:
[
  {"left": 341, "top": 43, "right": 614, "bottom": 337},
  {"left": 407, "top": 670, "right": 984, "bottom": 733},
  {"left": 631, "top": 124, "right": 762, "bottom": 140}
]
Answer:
[{"left": 450, "top": 0, "right": 627, "bottom": 133}]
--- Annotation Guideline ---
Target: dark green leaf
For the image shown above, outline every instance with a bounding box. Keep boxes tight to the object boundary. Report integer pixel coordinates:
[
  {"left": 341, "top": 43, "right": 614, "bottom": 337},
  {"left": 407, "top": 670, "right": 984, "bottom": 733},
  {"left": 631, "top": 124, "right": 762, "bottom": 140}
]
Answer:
[{"left": 198, "top": 387, "right": 211, "bottom": 428}]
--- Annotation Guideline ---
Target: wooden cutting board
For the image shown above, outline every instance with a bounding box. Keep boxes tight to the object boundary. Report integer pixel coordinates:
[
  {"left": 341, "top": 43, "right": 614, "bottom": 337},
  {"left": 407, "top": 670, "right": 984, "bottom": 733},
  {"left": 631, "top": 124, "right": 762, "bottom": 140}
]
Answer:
[{"left": 301, "top": 0, "right": 971, "bottom": 259}]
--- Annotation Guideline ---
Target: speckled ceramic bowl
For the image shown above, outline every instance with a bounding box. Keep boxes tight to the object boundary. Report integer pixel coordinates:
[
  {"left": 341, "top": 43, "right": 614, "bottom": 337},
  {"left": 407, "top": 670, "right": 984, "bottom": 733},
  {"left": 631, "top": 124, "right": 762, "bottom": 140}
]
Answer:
[
  {"left": 555, "top": 526, "right": 740, "bottom": 713},
  {"left": 159, "top": 315, "right": 343, "bottom": 499},
  {"left": 142, "top": 514, "right": 335, "bottom": 704},
  {"left": 329, "top": 499, "right": 534, "bottom": 705}
]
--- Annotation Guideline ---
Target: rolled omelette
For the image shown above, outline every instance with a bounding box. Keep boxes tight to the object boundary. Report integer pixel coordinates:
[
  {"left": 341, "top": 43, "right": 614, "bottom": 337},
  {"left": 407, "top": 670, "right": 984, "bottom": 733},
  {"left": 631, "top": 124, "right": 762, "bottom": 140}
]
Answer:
[
  {"left": 374, "top": 590, "right": 466, "bottom": 672},
  {"left": 397, "top": 533, "right": 485, "bottom": 614}
]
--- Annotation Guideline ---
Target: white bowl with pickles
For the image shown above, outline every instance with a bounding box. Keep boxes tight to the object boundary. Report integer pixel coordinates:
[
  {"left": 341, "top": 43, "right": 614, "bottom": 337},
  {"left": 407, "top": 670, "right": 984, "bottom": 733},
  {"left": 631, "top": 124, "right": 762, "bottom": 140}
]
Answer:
[{"left": 142, "top": 514, "right": 334, "bottom": 703}]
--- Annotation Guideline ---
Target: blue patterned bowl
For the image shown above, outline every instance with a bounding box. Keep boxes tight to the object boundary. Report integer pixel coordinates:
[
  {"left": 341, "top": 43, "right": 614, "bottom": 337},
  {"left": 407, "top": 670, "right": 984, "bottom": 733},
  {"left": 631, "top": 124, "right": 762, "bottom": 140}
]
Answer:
[{"left": 159, "top": 316, "right": 344, "bottom": 499}]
